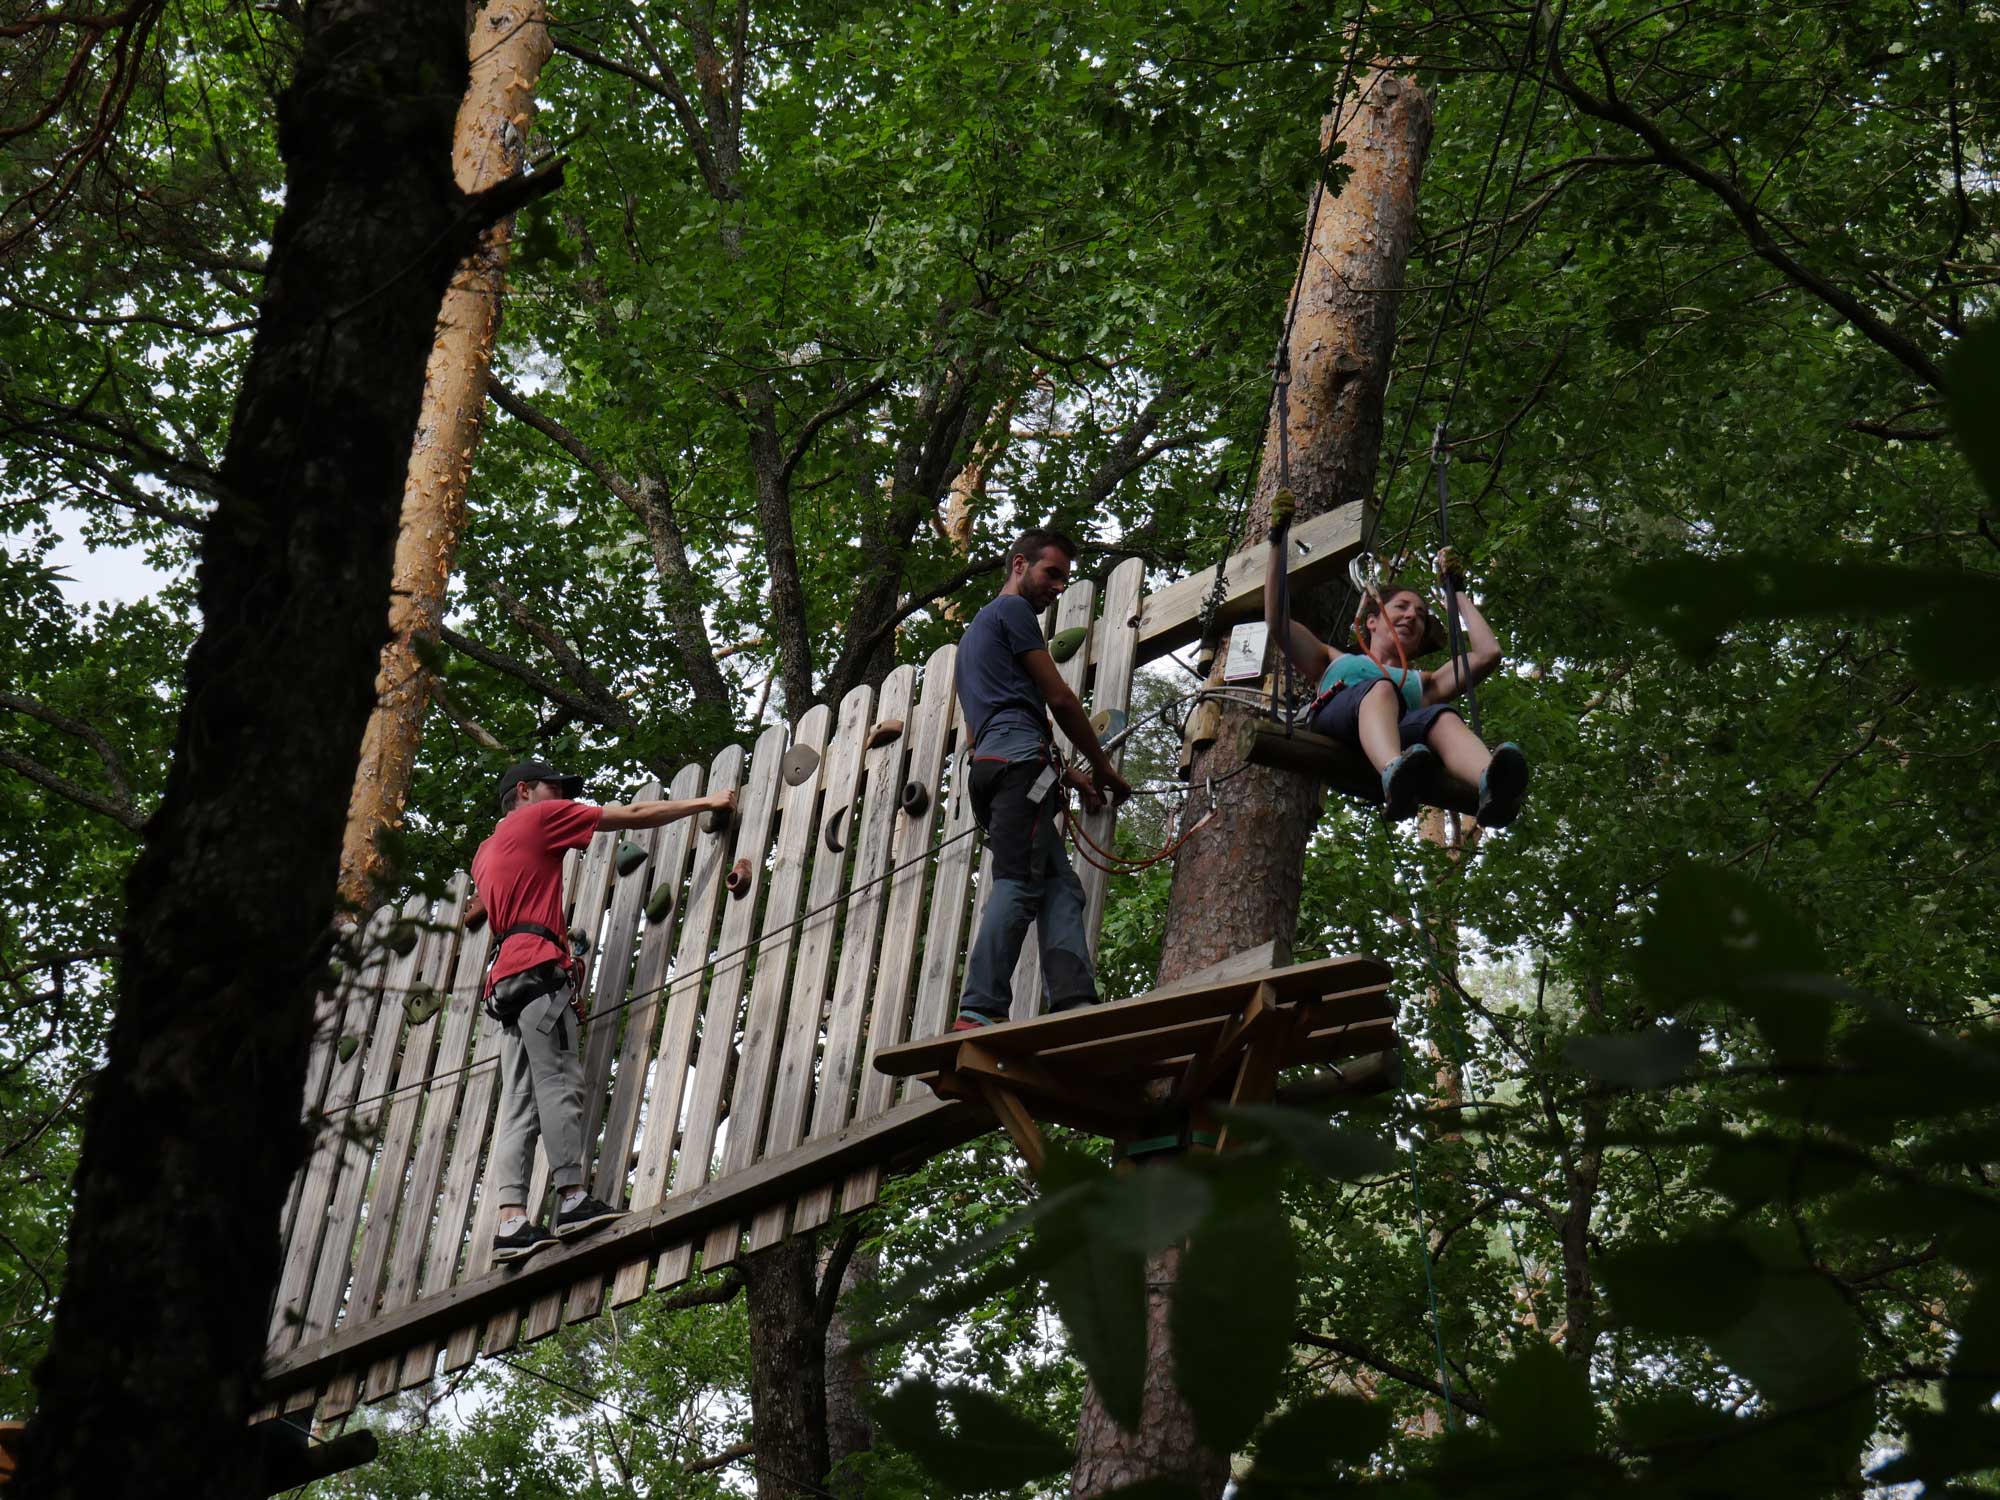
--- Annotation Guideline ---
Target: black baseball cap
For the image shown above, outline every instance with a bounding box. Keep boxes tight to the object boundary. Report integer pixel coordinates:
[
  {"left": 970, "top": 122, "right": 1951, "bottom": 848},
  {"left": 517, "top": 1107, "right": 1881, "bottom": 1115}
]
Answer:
[{"left": 496, "top": 760, "right": 585, "bottom": 808}]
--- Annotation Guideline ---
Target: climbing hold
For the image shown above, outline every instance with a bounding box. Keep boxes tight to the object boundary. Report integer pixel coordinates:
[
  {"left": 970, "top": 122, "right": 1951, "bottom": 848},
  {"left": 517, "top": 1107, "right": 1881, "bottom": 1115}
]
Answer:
[
  {"left": 387, "top": 919, "right": 420, "bottom": 958},
  {"left": 825, "top": 805, "right": 850, "bottom": 853},
  {"left": 337, "top": 1035, "right": 359, "bottom": 1064},
  {"left": 900, "top": 782, "right": 930, "bottom": 819},
  {"left": 568, "top": 927, "right": 592, "bottom": 958},
  {"left": 1048, "top": 625, "right": 1087, "bottom": 664},
  {"left": 404, "top": 987, "right": 444, "bottom": 1027},
  {"left": 615, "top": 839, "right": 648, "bottom": 877},
  {"left": 865, "top": 718, "right": 904, "bottom": 750},
  {"left": 645, "top": 884, "right": 675, "bottom": 925},
  {"left": 726, "top": 857, "right": 754, "bottom": 898},
  {"left": 463, "top": 904, "right": 487, "bottom": 932},
  {"left": 1088, "top": 708, "right": 1128, "bottom": 742},
  {"left": 703, "top": 803, "right": 737, "bottom": 836},
  {"left": 781, "top": 744, "right": 821, "bottom": 786}
]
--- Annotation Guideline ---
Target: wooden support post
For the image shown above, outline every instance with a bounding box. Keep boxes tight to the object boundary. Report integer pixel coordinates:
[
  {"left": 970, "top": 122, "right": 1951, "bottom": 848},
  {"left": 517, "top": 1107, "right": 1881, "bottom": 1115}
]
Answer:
[
  {"left": 973, "top": 1078, "right": 1048, "bottom": 1175},
  {"left": 1214, "top": 1001, "right": 1300, "bottom": 1153},
  {"left": 1172, "top": 982, "right": 1278, "bottom": 1107}
]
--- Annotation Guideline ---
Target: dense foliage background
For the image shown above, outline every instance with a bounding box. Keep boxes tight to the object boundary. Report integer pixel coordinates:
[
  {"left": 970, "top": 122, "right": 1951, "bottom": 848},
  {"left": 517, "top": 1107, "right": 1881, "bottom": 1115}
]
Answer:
[{"left": 4, "top": 0, "right": 1997, "bottom": 1492}]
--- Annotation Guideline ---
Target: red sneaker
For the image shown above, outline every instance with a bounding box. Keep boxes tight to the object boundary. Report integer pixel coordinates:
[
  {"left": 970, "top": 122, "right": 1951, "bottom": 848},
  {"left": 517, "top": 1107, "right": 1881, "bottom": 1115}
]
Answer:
[{"left": 951, "top": 1015, "right": 989, "bottom": 1033}]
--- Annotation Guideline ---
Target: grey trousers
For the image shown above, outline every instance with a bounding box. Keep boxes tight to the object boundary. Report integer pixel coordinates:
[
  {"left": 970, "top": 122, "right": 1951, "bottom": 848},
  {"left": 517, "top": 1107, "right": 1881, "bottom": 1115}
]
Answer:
[{"left": 493, "top": 992, "right": 586, "bottom": 1204}]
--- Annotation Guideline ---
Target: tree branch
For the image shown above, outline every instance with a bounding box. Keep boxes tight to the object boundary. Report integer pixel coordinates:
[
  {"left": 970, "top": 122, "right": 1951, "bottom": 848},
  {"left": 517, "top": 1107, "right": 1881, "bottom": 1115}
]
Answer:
[
  {"left": 1295, "top": 1331, "right": 1488, "bottom": 1419},
  {"left": 779, "top": 376, "right": 887, "bottom": 485},
  {"left": 685, "top": 1440, "right": 754, "bottom": 1476},
  {"left": 1544, "top": 19, "right": 1945, "bottom": 389}
]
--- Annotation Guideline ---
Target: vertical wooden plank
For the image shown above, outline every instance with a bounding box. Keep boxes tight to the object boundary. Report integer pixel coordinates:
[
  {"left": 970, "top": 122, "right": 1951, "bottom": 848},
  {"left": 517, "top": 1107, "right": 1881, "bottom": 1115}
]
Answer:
[
  {"left": 572, "top": 780, "right": 662, "bottom": 1160},
  {"left": 903, "top": 687, "right": 980, "bottom": 1100},
  {"left": 605, "top": 745, "right": 742, "bottom": 1305},
  {"left": 595, "top": 765, "right": 705, "bottom": 1204},
  {"left": 1077, "top": 557, "right": 1145, "bottom": 945},
  {"left": 389, "top": 877, "right": 494, "bottom": 1387},
  {"left": 347, "top": 889, "right": 464, "bottom": 1343},
  {"left": 790, "top": 666, "right": 916, "bottom": 1233},
  {"left": 279, "top": 980, "right": 343, "bottom": 1248},
  {"left": 837, "top": 647, "right": 958, "bottom": 1212},
  {"left": 595, "top": 763, "right": 705, "bottom": 1307},
  {"left": 744, "top": 685, "right": 872, "bottom": 1254},
  {"left": 696, "top": 705, "right": 833, "bottom": 1271},
  {"left": 653, "top": 723, "right": 788, "bottom": 1287},
  {"left": 267, "top": 906, "right": 395, "bottom": 1355},
  {"left": 1010, "top": 578, "right": 1096, "bottom": 1019},
  {"left": 300, "top": 897, "right": 431, "bottom": 1345}
]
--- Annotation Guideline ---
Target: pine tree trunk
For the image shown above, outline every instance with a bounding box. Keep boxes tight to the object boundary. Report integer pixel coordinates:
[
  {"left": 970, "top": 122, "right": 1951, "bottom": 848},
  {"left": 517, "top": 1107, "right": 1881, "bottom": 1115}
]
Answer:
[
  {"left": 12, "top": 2, "right": 495, "bottom": 1497},
  {"left": 822, "top": 1245, "right": 877, "bottom": 1497},
  {"left": 338, "top": 0, "right": 553, "bottom": 907},
  {"left": 1068, "top": 69, "right": 1433, "bottom": 1500},
  {"left": 742, "top": 1236, "right": 832, "bottom": 1500}
]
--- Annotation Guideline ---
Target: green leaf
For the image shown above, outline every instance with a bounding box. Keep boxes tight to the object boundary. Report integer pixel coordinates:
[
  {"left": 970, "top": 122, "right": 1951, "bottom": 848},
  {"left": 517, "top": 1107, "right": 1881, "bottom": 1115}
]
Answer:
[
  {"left": 1241, "top": 1393, "right": 1388, "bottom": 1495},
  {"left": 871, "top": 1379, "right": 1071, "bottom": 1493},
  {"left": 1633, "top": 865, "right": 1831, "bottom": 1060},
  {"left": 1946, "top": 317, "right": 2000, "bottom": 506},
  {"left": 1710, "top": 1255, "right": 1861, "bottom": 1408},
  {"left": 1599, "top": 1235, "right": 1764, "bottom": 1337},
  {"left": 1563, "top": 1025, "right": 1699, "bottom": 1087},
  {"left": 1083, "top": 1164, "right": 1212, "bottom": 1254},
  {"left": 1170, "top": 1196, "right": 1296, "bottom": 1453},
  {"left": 1486, "top": 1340, "right": 1596, "bottom": 1455},
  {"left": 1042, "top": 1230, "right": 1147, "bottom": 1431},
  {"left": 1210, "top": 1104, "right": 1397, "bottom": 1180}
]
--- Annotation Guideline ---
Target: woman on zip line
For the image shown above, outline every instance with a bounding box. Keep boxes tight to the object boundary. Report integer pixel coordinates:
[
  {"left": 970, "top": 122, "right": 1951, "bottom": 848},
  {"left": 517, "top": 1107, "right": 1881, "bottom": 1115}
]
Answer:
[{"left": 1263, "top": 517, "right": 1529, "bottom": 827}]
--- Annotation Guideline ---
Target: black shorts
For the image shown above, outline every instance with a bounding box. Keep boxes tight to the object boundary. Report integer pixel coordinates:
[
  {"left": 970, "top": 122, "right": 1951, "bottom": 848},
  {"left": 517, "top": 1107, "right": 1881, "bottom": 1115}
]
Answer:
[{"left": 1310, "top": 680, "right": 1456, "bottom": 751}]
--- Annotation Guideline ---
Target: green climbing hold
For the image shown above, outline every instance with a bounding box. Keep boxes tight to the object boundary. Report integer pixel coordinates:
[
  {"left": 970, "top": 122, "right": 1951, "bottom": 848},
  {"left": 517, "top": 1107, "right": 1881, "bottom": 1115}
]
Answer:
[
  {"left": 337, "top": 1035, "right": 359, "bottom": 1064},
  {"left": 386, "top": 919, "right": 420, "bottom": 958},
  {"left": 615, "top": 838, "right": 648, "bottom": 877},
  {"left": 1048, "top": 625, "right": 1087, "bottom": 663},
  {"left": 646, "top": 883, "right": 675, "bottom": 925},
  {"left": 405, "top": 987, "right": 444, "bottom": 1027}
]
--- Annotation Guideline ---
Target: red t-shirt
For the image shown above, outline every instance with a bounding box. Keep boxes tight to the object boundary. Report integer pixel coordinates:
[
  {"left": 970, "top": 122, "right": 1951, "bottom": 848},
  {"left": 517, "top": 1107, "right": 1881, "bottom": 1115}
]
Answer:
[{"left": 471, "top": 799, "right": 604, "bottom": 992}]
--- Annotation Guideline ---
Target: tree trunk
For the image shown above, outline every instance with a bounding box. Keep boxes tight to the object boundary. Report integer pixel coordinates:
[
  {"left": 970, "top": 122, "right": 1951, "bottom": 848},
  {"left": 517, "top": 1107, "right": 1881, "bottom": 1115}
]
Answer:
[
  {"left": 1069, "top": 69, "right": 1433, "bottom": 1500},
  {"left": 822, "top": 1245, "right": 877, "bottom": 1498},
  {"left": 338, "top": 0, "right": 553, "bottom": 907},
  {"left": 742, "top": 1235, "right": 831, "bottom": 1500},
  {"left": 14, "top": 0, "right": 497, "bottom": 1496}
]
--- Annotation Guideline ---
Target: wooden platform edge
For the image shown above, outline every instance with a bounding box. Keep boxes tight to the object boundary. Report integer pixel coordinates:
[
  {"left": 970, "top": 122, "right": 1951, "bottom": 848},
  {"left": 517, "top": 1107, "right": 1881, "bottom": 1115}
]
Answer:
[{"left": 258, "top": 1095, "right": 982, "bottom": 1401}]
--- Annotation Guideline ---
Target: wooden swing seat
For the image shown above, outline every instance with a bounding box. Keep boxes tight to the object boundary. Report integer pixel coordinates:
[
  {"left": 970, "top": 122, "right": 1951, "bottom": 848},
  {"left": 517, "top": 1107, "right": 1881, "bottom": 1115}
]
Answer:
[
  {"left": 871, "top": 954, "right": 1397, "bottom": 1171},
  {"left": 1246, "top": 721, "right": 1480, "bottom": 817}
]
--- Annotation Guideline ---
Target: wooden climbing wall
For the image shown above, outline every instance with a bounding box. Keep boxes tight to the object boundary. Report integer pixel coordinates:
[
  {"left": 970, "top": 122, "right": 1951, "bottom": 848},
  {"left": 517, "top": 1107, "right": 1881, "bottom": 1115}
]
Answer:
[
  {"left": 260, "top": 505, "right": 1368, "bottom": 1421},
  {"left": 260, "top": 560, "right": 1155, "bottom": 1420}
]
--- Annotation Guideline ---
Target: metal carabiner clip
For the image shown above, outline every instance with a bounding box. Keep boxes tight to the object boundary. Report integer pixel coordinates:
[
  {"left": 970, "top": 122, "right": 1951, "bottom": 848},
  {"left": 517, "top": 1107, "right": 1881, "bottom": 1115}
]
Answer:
[{"left": 1348, "top": 551, "right": 1382, "bottom": 597}]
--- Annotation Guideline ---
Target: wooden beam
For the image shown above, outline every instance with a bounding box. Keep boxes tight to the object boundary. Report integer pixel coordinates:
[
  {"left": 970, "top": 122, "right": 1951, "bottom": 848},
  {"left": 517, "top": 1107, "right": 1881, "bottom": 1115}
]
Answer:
[
  {"left": 951, "top": 1042, "right": 1141, "bottom": 1124},
  {"left": 974, "top": 1078, "right": 1048, "bottom": 1175},
  {"left": 1215, "top": 1002, "right": 1300, "bottom": 1152},
  {"left": 1172, "top": 983, "right": 1278, "bottom": 1107},
  {"left": 1103, "top": 500, "right": 1367, "bottom": 665},
  {"left": 259, "top": 1095, "right": 981, "bottom": 1399}
]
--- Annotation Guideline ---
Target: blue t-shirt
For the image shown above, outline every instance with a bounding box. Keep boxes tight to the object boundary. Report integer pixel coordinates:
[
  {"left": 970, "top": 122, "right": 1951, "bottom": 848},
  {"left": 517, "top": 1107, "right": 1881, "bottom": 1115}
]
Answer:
[
  {"left": 1319, "top": 652, "right": 1424, "bottom": 711},
  {"left": 956, "top": 594, "right": 1051, "bottom": 757}
]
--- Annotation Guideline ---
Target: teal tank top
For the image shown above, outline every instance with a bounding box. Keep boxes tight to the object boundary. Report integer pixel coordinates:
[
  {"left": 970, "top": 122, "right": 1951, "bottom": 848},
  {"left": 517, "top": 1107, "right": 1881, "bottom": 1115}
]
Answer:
[{"left": 1319, "top": 652, "right": 1423, "bottom": 711}]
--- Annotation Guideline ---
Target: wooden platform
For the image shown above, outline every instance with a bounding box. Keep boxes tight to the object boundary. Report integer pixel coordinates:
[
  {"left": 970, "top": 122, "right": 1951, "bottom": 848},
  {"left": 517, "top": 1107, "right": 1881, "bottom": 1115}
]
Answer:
[
  {"left": 1247, "top": 721, "right": 1479, "bottom": 817},
  {"left": 873, "top": 955, "right": 1397, "bottom": 1171}
]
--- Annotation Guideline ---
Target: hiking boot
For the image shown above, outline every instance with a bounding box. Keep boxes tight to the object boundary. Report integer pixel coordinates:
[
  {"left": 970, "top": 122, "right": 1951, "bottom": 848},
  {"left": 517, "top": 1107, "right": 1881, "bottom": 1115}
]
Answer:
[
  {"left": 1477, "top": 743, "right": 1531, "bottom": 829},
  {"left": 1380, "top": 745, "right": 1435, "bottom": 824},
  {"left": 553, "top": 1194, "right": 625, "bottom": 1239},
  {"left": 492, "top": 1219, "right": 557, "bottom": 1264}
]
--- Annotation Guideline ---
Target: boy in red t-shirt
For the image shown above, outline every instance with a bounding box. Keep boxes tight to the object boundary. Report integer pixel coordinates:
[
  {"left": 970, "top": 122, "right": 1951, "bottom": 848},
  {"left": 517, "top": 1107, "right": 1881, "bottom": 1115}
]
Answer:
[{"left": 470, "top": 760, "right": 735, "bottom": 1262}]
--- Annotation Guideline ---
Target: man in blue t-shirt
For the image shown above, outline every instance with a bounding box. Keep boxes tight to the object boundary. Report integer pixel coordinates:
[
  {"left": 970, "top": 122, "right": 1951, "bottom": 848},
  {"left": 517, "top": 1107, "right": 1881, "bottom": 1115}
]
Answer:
[{"left": 953, "top": 528, "right": 1131, "bottom": 1029}]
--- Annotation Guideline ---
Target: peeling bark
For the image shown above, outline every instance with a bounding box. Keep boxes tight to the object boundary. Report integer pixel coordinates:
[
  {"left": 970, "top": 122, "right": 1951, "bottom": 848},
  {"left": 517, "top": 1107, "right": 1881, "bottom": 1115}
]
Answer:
[
  {"left": 338, "top": 0, "right": 553, "bottom": 908},
  {"left": 1070, "top": 70, "right": 1433, "bottom": 1500}
]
